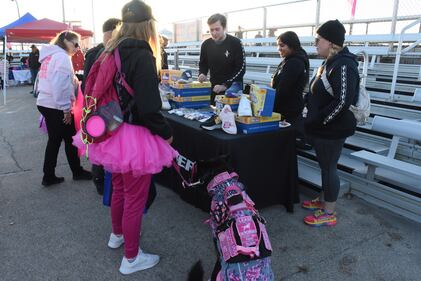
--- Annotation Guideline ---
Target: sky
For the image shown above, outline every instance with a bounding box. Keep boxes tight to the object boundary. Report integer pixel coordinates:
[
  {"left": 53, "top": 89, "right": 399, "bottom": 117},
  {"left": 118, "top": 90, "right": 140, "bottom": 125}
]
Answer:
[{"left": 0, "top": 0, "right": 420, "bottom": 44}]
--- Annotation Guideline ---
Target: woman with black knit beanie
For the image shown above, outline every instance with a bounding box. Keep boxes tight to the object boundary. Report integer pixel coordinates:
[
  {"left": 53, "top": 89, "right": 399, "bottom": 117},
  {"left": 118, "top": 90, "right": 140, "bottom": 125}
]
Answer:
[{"left": 302, "top": 19, "right": 359, "bottom": 227}]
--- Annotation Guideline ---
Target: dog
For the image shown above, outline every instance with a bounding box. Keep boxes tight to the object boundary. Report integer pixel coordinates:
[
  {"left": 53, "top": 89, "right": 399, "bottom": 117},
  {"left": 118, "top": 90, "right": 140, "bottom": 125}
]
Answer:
[{"left": 187, "top": 155, "right": 274, "bottom": 281}]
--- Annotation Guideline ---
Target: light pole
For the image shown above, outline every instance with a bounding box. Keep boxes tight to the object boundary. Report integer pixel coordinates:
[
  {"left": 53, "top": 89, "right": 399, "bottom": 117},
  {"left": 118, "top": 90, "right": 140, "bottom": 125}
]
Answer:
[
  {"left": 11, "top": 0, "right": 23, "bottom": 50},
  {"left": 62, "top": 0, "right": 66, "bottom": 23},
  {"left": 91, "top": 0, "right": 96, "bottom": 45},
  {"left": 11, "top": 0, "right": 21, "bottom": 18}
]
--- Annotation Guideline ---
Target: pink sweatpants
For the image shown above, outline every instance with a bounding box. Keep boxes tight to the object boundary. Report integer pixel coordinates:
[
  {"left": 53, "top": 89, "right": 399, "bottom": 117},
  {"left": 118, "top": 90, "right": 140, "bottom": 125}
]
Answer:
[{"left": 111, "top": 172, "right": 152, "bottom": 259}]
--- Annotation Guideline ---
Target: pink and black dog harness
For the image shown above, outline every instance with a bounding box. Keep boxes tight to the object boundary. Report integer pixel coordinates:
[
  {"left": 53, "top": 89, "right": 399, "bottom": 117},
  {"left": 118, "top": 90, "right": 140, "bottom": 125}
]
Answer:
[
  {"left": 206, "top": 172, "right": 274, "bottom": 280},
  {"left": 207, "top": 172, "right": 273, "bottom": 263}
]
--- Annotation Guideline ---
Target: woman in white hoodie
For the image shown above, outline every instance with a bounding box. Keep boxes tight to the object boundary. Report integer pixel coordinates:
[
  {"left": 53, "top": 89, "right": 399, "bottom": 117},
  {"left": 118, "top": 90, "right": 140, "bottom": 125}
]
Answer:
[{"left": 37, "top": 31, "right": 92, "bottom": 186}]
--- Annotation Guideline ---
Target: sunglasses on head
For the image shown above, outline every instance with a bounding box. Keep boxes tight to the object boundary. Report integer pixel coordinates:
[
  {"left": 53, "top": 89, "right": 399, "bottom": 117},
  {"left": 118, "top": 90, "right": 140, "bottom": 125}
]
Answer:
[{"left": 63, "top": 31, "right": 79, "bottom": 48}]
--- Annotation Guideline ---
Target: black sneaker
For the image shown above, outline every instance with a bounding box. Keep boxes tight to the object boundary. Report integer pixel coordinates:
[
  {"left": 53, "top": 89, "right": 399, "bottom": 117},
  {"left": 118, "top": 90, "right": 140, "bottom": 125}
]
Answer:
[
  {"left": 200, "top": 115, "right": 221, "bottom": 130},
  {"left": 94, "top": 178, "right": 104, "bottom": 195},
  {"left": 92, "top": 165, "right": 104, "bottom": 195},
  {"left": 42, "top": 176, "right": 65, "bottom": 187},
  {"left": 296, "top": 138, "right": 313, "bottom": 150},
  {"left": 73, "top": 169, "right": 93, "bottom": 181}
]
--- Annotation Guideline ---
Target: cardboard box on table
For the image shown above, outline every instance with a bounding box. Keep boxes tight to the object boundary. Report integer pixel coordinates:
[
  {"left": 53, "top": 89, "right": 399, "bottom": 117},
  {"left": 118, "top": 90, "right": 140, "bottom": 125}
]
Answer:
[
  {"left": 235, "top": 112, "right": 282, "bottom": 134},
  {"left": 215, "top": 95, "right": 241, "bottom": 112},
  {"left": 171, "top": 81, "right": 212, "bottom": 89},
  {"left": 249, "top": 84, "right": 276, "bottom": 117},
  {"left": 160, "top": 70, "right": 183, "bottom": 84},
  {"left": 169, "top": 82, "right": 211, "bottom": 109}
]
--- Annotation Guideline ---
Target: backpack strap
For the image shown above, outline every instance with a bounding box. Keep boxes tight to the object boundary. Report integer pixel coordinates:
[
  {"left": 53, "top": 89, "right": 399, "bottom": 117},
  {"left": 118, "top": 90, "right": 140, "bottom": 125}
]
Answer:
[
  {"left": 320, "top": 58, "right": 360, "bottom": 96},
  {"left": 320, "top": 66, "right": 334, "bottom": 97},
  {"left": 113, "top": 48, "right": 134, "bottom": 96}
]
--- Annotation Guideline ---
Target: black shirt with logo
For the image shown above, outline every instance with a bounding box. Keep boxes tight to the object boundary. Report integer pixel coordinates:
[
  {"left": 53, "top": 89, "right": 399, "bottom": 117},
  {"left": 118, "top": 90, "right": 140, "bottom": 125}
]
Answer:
[{"left": 199, "top": 34, "right": 245, "bottom": 88}]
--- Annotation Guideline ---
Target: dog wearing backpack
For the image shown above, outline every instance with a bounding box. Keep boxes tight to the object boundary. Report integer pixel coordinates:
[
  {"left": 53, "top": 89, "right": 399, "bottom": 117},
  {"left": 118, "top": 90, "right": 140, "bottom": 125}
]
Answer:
[{"left": 186, "top": 155, "right": 274, "bottom": 281}]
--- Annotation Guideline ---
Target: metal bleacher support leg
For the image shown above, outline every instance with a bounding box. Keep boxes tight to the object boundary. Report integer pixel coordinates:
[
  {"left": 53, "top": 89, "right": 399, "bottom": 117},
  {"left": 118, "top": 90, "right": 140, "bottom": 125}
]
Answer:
[
  {"left": 370, "top": 55, "right": 376, "bottom": 69},
  {"left": 366, "top": 165, "right": 376, "bottom": 180},
  {"left": 387, "top": 136, "right": 401, "bottom": 158},
  {"left": 418, "top": 65, "right": 421, "bottom": 81},
  {"left": 174, "top": 50, "right": 179, "bottom": 70}
]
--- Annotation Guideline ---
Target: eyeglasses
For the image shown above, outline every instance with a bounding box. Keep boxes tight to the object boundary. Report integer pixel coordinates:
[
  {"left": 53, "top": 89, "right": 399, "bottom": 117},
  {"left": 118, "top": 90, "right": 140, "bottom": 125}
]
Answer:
[{"left": 72, "top": 42, "right": 80, "bottom": 49}]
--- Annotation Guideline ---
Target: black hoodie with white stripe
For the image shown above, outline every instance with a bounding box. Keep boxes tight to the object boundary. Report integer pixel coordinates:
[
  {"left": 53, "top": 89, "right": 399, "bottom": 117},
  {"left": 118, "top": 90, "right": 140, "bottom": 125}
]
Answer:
[{"left": 304, "top": 47, "right": 359, "bottom": 139}]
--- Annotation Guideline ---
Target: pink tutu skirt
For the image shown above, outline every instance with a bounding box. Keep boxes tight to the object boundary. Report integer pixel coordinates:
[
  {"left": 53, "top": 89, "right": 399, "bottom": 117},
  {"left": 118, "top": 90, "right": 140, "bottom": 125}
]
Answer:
[{"left": 73, "top": 123, "right": 178, "bottom": 176}]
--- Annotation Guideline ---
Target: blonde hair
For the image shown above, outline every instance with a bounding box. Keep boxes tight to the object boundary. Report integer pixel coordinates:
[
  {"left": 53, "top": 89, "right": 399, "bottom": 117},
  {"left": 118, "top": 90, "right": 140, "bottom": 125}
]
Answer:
[
  {"left": 50, "top": 31, "right": 81, "bottom": 52},
  {"left": 328, "top": 43, "right": 343, "bottom": 59},
  {"left": 105, "top": 20, "right": 161, "bottom": 71}
]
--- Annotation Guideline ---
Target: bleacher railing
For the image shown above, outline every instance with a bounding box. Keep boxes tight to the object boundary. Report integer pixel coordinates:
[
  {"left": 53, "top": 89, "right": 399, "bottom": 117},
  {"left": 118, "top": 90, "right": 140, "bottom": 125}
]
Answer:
[{"left": 390, "top": 17, "right": 421, "bottom": 101}]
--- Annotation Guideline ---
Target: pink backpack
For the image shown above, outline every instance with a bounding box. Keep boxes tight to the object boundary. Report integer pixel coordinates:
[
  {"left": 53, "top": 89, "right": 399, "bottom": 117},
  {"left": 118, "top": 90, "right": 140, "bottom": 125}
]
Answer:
[{"left": 81, "top": 48, "right": 134, "bottom": 144}]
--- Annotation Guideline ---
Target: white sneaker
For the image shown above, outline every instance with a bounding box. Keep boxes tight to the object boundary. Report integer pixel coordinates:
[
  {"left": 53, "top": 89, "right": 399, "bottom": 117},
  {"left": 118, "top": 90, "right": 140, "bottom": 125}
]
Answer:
[
  {"left": 119, "top": 250, "right": 160, "bottom": 275},
  {"left": 219, "top": 105, "right": 237, "bottom": 135},
  {"left": 108, "top": 233, "right": 124, "bottom": 249}
]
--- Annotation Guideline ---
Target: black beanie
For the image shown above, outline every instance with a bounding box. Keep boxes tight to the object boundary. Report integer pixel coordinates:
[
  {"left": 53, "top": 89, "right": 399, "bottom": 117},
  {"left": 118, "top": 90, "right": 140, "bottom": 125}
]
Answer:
[
  {"left": 316, "top": 19, "right": 346, "bottom": 47},
  {"left": 122, "top": 0, "right": 155, "bottom": 23}
]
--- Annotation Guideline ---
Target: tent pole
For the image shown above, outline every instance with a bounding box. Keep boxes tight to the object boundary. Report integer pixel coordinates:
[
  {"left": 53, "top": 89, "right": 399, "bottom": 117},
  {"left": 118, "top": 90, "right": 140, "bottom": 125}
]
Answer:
[{"left": 3, "top": 35, "right": 7, "bottom": 105}]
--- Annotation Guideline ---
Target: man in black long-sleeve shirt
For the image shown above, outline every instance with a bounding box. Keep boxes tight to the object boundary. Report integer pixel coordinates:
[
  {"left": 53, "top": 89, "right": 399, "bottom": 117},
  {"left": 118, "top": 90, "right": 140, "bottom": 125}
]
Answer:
[{"left": 198, "top": 13, "right": 246, "bottom": 105}]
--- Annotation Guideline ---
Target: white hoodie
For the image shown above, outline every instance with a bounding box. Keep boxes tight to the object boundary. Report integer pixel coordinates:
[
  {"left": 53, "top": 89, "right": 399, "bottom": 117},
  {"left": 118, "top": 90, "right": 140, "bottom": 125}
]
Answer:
[{"left": 36, "top": 45, "right": 76, "bottom": 111}]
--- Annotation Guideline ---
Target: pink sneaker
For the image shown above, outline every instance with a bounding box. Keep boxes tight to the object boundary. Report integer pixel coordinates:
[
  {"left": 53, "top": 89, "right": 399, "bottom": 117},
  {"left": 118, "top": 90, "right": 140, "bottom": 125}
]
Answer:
[
  {"left": 304, "top": 209, "right": 337, "bottom": 227},
  {"left": 302, "top": 199, "right": 323, "bottom": 211}
]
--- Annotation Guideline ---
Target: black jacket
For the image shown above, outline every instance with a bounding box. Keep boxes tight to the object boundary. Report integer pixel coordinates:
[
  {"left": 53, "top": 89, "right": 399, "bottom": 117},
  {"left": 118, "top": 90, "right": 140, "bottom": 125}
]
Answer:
[
  {"left": 161, "top": 50, "right": 168, "bottom": 70},
  {"left": 199, "top": 34, "right": 245, "bottom": 88},
  {"left": 117, "top": 39, "right": 172, "bottom": 140},
  {"left": 28, "top": 50, "right": 41, "bottom": 70},
  {"left": 304, "top": 47, "right": 359, "bottom": 139},
  {"left": 271, "top": 48, "right": 309, "bottom": 120},
  {"left": 82, "top": 43, "right": 104, "bottom": 92}
]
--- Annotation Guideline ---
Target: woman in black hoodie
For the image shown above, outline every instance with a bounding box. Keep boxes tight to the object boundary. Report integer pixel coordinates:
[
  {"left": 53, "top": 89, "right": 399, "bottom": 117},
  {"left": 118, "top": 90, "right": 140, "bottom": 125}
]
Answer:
[
  {"left": 271, "top": 31, "right": 310, "bottom": 149},
  {"left": 303, "top": 20, "right": 359, "bottom": 227},
  {"left": 101, "top": 0, "right": 174, "bottom": 275},
  {"left": 272, "top": 31, "right": 309, "bottom": 122}
]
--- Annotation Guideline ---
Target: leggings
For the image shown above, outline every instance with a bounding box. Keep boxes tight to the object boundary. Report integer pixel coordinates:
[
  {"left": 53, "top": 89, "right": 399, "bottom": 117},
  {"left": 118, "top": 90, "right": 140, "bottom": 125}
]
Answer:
[{"left": 312, "top": 137, "right": 346, "bottom": 202}]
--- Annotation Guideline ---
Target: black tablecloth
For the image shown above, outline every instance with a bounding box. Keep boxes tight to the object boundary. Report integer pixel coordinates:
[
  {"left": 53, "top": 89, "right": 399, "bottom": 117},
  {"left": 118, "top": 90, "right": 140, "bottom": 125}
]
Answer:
[{"left": 155, "top": 112, "right": 299, "bottom": 212}]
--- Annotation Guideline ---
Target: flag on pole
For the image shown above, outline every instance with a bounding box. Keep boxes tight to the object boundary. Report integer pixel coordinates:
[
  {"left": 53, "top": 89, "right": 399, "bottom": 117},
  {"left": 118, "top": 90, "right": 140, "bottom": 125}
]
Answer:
[{"left": 348, "top": 0, "right": 357, "bottom": 18}]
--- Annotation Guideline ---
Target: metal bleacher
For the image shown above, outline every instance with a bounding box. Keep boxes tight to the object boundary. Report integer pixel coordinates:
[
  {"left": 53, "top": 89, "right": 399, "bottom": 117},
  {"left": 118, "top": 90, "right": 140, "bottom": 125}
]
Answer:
[{"left": 166, "top": 30, "right": 421, "bottom": 223}]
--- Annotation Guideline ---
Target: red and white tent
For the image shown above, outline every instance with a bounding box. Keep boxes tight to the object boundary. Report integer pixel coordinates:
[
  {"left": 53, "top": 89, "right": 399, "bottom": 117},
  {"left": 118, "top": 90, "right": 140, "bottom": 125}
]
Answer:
[
  {"left": 6, "top": 18, "right": 93, "bottom": 43},
  {"left": 2, "top": 18, "right": 93, "bottom": 104}
]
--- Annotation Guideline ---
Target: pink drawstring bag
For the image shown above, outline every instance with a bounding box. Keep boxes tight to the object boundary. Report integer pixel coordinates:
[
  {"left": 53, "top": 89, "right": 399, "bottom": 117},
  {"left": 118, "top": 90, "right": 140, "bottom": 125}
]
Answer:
[{"left": 73, "top": 84, "right": 84, "bottom": 132}]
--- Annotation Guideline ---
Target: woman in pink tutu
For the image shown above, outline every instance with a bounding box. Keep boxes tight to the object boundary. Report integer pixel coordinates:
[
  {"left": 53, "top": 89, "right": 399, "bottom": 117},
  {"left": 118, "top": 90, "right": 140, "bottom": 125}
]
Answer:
[{"left": 74, "top": 0, "right": 176, "bottom": 275}]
